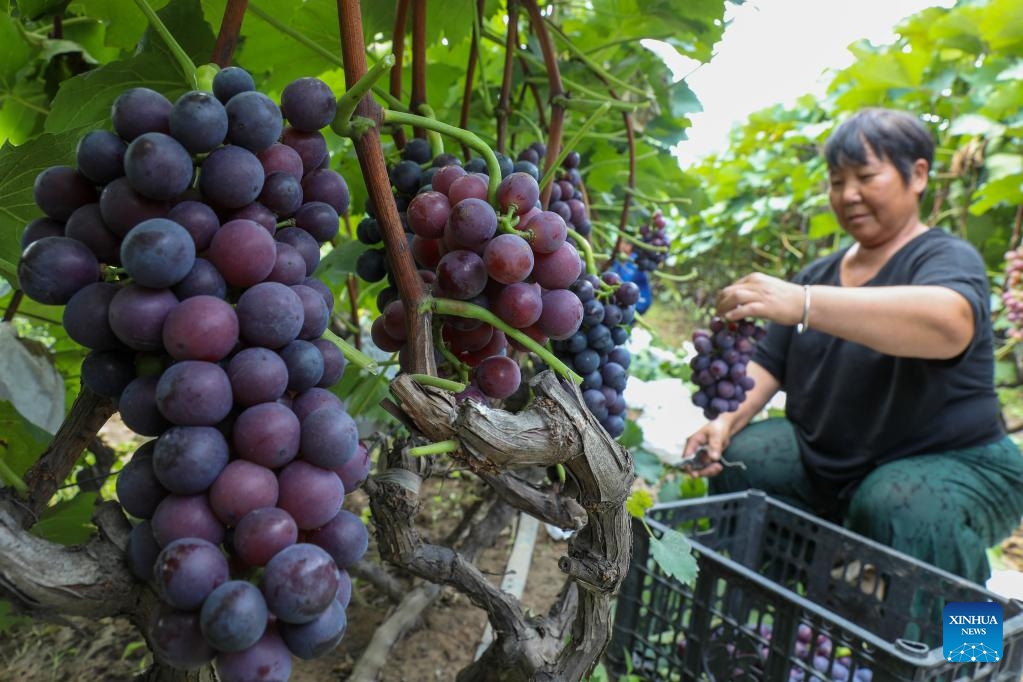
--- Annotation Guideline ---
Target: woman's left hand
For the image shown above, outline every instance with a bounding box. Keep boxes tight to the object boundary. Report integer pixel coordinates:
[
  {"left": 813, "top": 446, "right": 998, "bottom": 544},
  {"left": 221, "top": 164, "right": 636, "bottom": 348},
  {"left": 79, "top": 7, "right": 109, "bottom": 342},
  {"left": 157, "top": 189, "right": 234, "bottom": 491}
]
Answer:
[{"left": 717, "top": 273, "right": 804, "bottom": 325}]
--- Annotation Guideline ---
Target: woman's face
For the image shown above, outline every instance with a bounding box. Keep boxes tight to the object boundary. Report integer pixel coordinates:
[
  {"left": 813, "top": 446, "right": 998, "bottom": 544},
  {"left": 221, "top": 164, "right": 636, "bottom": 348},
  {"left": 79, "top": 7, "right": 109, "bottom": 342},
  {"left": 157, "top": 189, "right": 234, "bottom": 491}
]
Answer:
[{"left": 827, "top": 144, "right": 928, "bottom": 247}]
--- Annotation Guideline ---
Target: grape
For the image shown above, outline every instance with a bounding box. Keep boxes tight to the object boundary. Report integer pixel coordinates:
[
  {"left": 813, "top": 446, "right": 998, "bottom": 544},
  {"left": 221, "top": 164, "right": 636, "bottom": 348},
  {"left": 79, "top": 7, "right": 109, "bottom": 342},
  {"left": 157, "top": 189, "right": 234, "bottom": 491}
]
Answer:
[
  {"left": 335, "top": 441, "right": 370, "bottom": 492},
  {"left": 173, "top": 258, "right": 227, "bottom": 300},
  {"left": 207, "top": 218, "right": 276, "bottom": 287},
  {"left": 1003, "top": 247, "right": 1023, "bottom": 340},
  {"left": 162, "top": 295, "right": 238, "bottom": 362},
  {"left": 300, "top": 168, "right": 350, "bottom": 215},
  {"left": 278, "top": 339, "right": 324, "bottom": 392},
  {"left": 475, "top": 355, "right": 521, "bottom": 399},
  {"left": 305, "top": 509, "right": 368, "bottom": 569},
  {"left": 227, "top": 347, "right": 290, "bottom": 407},
  {"left": 225, "top": 91, "right": 283, "bottom": 154},
  {"left": 236, "top": 281, "right": 305, "bottom": 349},
  {"left": 537, "top": 288, "right": 584, "bottom": 340},
  {"left": 313, "top": 338, "right": 346, "bottom": 387},
  {"left": 209, "top": 459, "right": 279, "bottom": 527},
  {"left": 153, "top": 537, "right": 229, "bottom": 610},
  {"left": 299, "top": 406, "right": 359, "bottom": 470},
  {"left": 20, "top": 217, "right": 64, "bottom": 248},
  {"left": 448, "top": 174, "right": 489, "bottom": 204},
  {"left": 214, "top": 628, "right": 293, "bottom": 682},
  {"left": 111, "top": 87, "right": 172, "bottom": 141},
  {"left": 276, "top": 460, "right": 344, "bottom": 530},
  {"left": 149, "top": 606, "right": 216, "bottom": 669},
  {"left": 291, "top": 387, "right": 343, "bottom": 422},
  {"left": 99, "top": 176, "right": 168, "bottom": 237},
  {"left": 76, "top": 130, "right": 127, "bottom": 185},
  {"left": 199, "top": 145, "right": 265, "bottom": 209},
  {"left": 126, "top": 519, "right": 160, "bottom": 582},
  {"left": 120, "top": 218, "right": 196, "bottom": 288},
  {"left": 233, "top": 507, "right": 299, "bottom": 567},
  {"left": 155, "top": 360, "right": 234, "bottom": 426},
  {"left": 335, "top": 570, "right": 353, "bottom": 609},
  {"left": 259, "top": 171, "right": 304, "bottom": 216},
  {"left": 407, "top": 190, "right": 450, "bottom": 238},
  {"left": 520, "top": 211, "right": 568, "bottom": 254},
  {"left": 123, "top": 132, "right": 194, "bottom": 200},
  {"left": 356, "top": 248, "right": 387, "bottom": 283},
  {"left": 483, "top": 233, "right": 534, "bottom": 284},
  {"left": 402, "top": 137, "right": 432, "bottom": 164},
  {"left": 260, "top": 543, "right": 339, "bottom": 623},
  {"left": 275, "top": 226, "right": 321, "bottom": 275},
  {"left": 230, "top": 201, "right": 278, "bottom": 234},
  {"left": 169, "top": 90, "right": 229, "bottom": 154},
  {"left": 200, "top": 580, "right": 268, "bottom": 652},
  {"left": 233, "top": 402, "right": 301, "bottom": 469},
  {"left": 293, "top": 201, "right": 339, "bottom": 242},
  {"left": 118, "top": 374, "right": 172, "bottom": 437},
  {"left": 429, "top": 164, "right": 466, "bottom": 195},
  {"left": 65, "top": 202, "right": 121, "bottom": 265},
  {"left": 267, "top": 242, "right": 308, "bottom": 285},
  {"left": 81, "top": 349, "right": 136, "bottom": 398},
  {"left": 446, "top": 197, "right": 498, "bottom": 250},
  {"left": 152, "top": 425, "right": 230, "bottom": 495},
  {"left": 116, "top": 442, "right": 168, "bottom": 519},
  {"left": 291, "top": 284, "right": 329, "bottom": 340},
  {"left": 258, "top": 143, "right": 304, "bottom": 181},
  {"left": 435, "top": 250, "right": 488, "bottom": 300},
  {"left": 212, "top": 66, "right": 255, "bottom": 104},
  {"left": 62, "top": 281, "right": 121, "bottom": 350},
  {"left": 280, "top": 77, "right": 336, "bottom": 131},
  {"left": 494, "top": 282, "right": 542, "bottom": 329},
  {"left": 17, "top": 236, "right": 100, "bottom": 305},
  {"left": 278, "top": 599, "right": 347, "bottom": 660},
  {"left": 532, "top": 241, "right": 582, "bottom": 290},
  {"left": 151, "top": 493, "right": 226, "bottom": 547},
  {"left": 281, "top": 127, "right": 328, "bottom": 174},
  {"left": 496, "top": 172, "right": 540, "bottom": 215},
  {"left": 166, "top": 200, "right": 220, "bottom": 252}
]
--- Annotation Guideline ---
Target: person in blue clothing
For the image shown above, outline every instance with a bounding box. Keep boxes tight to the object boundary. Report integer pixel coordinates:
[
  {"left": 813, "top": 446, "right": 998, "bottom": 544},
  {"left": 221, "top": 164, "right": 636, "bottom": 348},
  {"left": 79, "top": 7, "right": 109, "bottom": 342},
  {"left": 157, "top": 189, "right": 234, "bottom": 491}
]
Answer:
[{"left": 682, "top": 107, "right": 1023, "bottom": 585}]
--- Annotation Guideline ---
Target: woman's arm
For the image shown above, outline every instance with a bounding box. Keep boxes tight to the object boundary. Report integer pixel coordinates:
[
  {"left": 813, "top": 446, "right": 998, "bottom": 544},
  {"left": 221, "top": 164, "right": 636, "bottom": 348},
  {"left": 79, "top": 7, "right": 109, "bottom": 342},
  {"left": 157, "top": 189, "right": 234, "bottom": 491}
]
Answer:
[{"left": 718, "top": 274, "right": 974, "bottom": 360}]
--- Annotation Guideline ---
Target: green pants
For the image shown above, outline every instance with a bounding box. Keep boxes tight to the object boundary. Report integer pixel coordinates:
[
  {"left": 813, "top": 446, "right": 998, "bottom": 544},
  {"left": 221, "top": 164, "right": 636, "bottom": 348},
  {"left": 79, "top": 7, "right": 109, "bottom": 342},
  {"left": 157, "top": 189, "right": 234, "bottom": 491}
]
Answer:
[{"left": 709, "top": 418, "right": 1023, "bottom": 585}]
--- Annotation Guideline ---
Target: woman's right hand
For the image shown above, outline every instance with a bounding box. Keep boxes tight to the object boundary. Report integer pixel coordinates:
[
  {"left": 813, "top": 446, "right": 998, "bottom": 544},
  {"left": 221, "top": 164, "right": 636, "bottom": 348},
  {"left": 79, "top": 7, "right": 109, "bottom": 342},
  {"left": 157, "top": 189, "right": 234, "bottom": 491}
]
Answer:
[{"left": 681, "top": 419, "right": 731, "bottom": 478}]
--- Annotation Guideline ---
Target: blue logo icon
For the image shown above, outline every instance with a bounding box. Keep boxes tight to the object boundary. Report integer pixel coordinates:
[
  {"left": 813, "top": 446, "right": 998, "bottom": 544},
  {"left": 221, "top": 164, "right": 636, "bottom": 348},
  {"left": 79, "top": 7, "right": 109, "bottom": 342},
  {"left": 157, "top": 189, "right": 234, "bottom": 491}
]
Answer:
[{"left": 943, "top": 602, "right": 1003, "bottom": 663}]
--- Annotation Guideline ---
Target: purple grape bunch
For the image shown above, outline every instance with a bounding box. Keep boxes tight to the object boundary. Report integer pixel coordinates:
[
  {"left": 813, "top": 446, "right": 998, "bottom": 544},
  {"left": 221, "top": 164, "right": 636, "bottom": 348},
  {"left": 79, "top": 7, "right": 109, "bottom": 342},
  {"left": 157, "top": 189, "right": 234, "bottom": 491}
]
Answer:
[
  {"left": 361, "top": 142, "right": 585, "bottom": 402},
  {"left": 1002, "top": 246, "right": 1022, "bottom": 341},
  {"left": 18, "top": 65, "right": 374, "bottom": 679},
  {"left": 634, "top": 209, "right": 669, "bottom": 273},
  {"left": 689, "top": 316, "right": 766, "bottom": 420}
]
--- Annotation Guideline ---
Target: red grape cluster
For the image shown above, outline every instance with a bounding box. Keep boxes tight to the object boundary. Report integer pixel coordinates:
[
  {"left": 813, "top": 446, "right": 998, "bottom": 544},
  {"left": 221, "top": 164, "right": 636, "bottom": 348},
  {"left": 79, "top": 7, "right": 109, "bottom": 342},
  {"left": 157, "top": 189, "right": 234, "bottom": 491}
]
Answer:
[
  {"left": 634, "top": 209, "right": 669, "bottom": 273},
  {"left": 1002, "top": 246, "right": 1022, "bottom": 341},
  {"left": 17, "top": 66, "right": 370, "bottom": 680},
  {"left": 366, "top": 147, "right": 586, "bottom": 401},
  {"left": 689, "top": 317, "right": 765, "bottom": 420}
]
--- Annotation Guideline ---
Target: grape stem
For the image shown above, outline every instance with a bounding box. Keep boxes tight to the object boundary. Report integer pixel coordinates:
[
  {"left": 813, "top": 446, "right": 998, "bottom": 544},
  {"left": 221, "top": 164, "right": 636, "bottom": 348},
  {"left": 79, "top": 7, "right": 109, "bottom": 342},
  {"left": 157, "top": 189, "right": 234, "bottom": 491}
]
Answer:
[
  {"left": 538, "top": 102, "right": 611, "bottom": 192},
  {"left": 0, "top": 459, "right": 28, "bottom": 495},
  {"left": 624, "top": 186, "right": 693, "bottom": 205},
  {"left": 551, "top": 95, "right": 646, "bottom": 112},
  {"left": 131, "top": 0, "right": 197, "bottom": 88},
  {"left": 408, "top": 439, "right": 460, "bottom": 457},
  {"left": 652, "top": 269, "right": 699, "bottom": 283},
  {"left": 409, "top": 374, "right": 466, "bottom": 393},
  {"left": 333, "top": 54, "right": 397, "bottom": 135},
  {"left": 596, "top": 222, "right": 670, "bottom": 252},
  {"left": 382, "top": 109, "right": 502, "bottom": 204},
  {"left": 322, "top": 328, "right": 380, "bottom": 374},
  {"left": 430, "top": 298, "right": 582, "bottom": 384},
  {"left": 568, "top": 228, "right": 597, "bottom": 276},
  {"left": 415, "top": 104, "right": 446, "bottom": 158}
]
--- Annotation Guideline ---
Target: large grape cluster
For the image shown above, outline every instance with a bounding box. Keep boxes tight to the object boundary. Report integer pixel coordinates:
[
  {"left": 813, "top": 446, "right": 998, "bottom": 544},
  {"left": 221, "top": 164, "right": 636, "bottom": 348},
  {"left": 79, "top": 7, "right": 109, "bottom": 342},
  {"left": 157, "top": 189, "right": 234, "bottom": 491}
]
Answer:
[
  {"left": 551, "top": 271, "right": 638, "bottom": 438},
  {"left": 1002, "top": 246, "right": 1023, "bottom": 341},
  {"left": 361, "top": 143, "right": 586, "bottom": 401},
  {"left": 17, "top": 66, "right": 372, "bottom": 679},
  {"left": 689, "top": 317, "right": 765, "bottom": 420}
]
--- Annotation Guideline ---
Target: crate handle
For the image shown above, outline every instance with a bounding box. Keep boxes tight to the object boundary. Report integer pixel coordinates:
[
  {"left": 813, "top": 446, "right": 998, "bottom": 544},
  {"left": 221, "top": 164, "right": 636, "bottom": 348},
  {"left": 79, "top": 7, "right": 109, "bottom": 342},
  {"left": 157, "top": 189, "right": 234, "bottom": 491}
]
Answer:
[{"left": 894, "top": 638, "right": 929, "bottom": 656}]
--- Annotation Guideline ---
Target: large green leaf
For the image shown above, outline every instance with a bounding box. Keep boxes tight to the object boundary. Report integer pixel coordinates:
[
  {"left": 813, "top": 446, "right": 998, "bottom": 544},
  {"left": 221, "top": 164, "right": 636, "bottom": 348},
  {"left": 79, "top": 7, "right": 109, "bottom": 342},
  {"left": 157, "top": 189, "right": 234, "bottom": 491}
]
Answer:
[
  {"left": 45, "top": 51, "right": 188, "bottom": 134},
  {"left": 0, "top": 399, "right": 51, "bottom": 479},
  {"left": 75, "top": 0, "right": 172, "bottom": 50},
  {"left": 31, "top": 491, "right": 98, "bottom": 545},
  {"left": 0, "top": 14, "right": 33, "bottom": 92},
  {"left": 137, "top": 0, "right": 216, "bottom": 70}
]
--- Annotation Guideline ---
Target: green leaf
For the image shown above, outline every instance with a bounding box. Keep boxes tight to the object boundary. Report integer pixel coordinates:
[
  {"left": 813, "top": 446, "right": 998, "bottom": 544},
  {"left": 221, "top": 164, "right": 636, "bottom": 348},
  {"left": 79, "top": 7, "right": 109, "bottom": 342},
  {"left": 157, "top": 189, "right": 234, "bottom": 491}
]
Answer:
[
  {"left": 31, "top": 492, "right": 98, "bottom": 545},
  {"left": 316, "top": 238, "right": 369, "bottom": 288},
  {"left": 18, "top": 0, "right": 72, "bottom": 20},
  {"left": 138, "top": 0, "right": 216, "bottom": 69},
  {"left": 45, "top": 51, "right": 190, "bottom": 135},
  {"left": 75, "top": 0, "right": 172, "bottom": 50},
  {"left": 617, "top": 418, "right": 644, "bottom": 448},
  {"left": 632, "top": 446, "right": 664, "bottom": 484},
  {"left": 649, "top": 527, "right": 699, "bottom": 586},
  {"left": 625, "top": 489, "right": 654, "bottom": 518},
  {"left": 0, "top": 399, "right": 51, "bottom": 479},
  {"left": 0, "top": 14, "right": 33, "bottom": 89}
]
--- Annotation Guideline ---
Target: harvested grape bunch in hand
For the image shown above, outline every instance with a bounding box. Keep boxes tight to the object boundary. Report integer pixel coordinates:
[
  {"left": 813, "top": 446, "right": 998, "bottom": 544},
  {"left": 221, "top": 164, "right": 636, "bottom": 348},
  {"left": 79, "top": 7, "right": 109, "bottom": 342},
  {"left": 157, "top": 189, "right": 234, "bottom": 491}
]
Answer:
[{"left": 689, "top": 317, "right": 766, "bottom": 420}]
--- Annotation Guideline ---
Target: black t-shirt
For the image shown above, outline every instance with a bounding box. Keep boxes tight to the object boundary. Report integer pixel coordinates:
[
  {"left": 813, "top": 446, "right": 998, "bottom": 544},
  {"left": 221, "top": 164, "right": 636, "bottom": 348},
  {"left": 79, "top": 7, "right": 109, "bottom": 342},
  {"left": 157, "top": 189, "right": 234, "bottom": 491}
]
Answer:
[{"left": 753, "top": 229, "right": 1004, "bottom": 496}]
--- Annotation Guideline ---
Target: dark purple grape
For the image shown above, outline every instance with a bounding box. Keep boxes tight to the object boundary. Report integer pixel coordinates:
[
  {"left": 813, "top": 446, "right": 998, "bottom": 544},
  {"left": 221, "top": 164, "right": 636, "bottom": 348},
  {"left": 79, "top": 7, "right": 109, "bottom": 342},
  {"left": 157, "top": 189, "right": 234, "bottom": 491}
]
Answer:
[
  {"left": 233, "top": 402, "right": 301, "bottom": 469},
  {"left": 280, "top": 77, "right": 336, "bottom": 132},
  {"left": 300, "top": 168, "right": 349, "bottom": 215},
  {"left": 225, "top": 91, "right": 283, "bottom": 154},
  {"left": 199, "top": 145, "right": 265, "bottom": 210},
  {"left": 494, "top": 282, "right": 542, "bottom": 329},
  {"left": 207, "top": 218, "right": 277, "bottom": 288},
  {"left": 116, "top": 442, "right": 168, "bottom": 519},
  {"left": 279, "top": 339, "right": 325, "bottom": 392},
  {"left": 17, "top": 236, "right": 100, "bottom": 305},
  {"left": 209, "top": 459, "right": 279, "bottom": 527},
  {"left": 435, "top": 250, "right": 487, "bottom": 300},
  {"left": 279, "top": 599, "right": 347, "bottom": 659},
  {"left": 532, "top": 242, "right": 582, "bottom": 290},
  {"left": 20, "top": 217, "right": 64, "bottom": 248},
  {"left": 153, "top": 537, "right": 229, "bottom": 610},
  {"left": 166, "top": 200, "right": 220, "bottom": 251},
  {"left": 149, "top": 606, "right": 216, "bottom": 669},
  {"left": 275, "top": 226, "right": 321, "bottom": 275},
  {"left": 305, "top": 509, "right": 368, "bottom": 569},
  {"left": 276, "top": 460, "right": 344, "bottom": 531},
  {"left": 537, "top": 289, "right": 584, "bottom": 341},
  {"left": 312, "top": 339, "right": 346, "bottom": 387},
  {"left": 259, "top": 171, "right": 303, "bottom": 216},
  {"left": 281, "top": 126, "right": 328, "bottom": 174},
  {"left": 162, "top": 295, "right": 239, "bottom": 361},
  {"left": 169, "top": 90, "right": 228, "bottom": 153},
  {"left": 234, "top": 507, "right": 299, "bottom": 567},
  {"left": 152, "top": 425, "right": 230, "bottom": 495},
  {"left": 120, "top": 217, "right": 196, "bottom": 288},
  {"left": 123, "top": 132, "right": 194, "bottom": 200},
  {"left": 155, "top": 360, "right": 234, "bottom": 426},
  {"left": 520, "top": 211, "right": 567, "bottom": 254},
  {"left": 258, "top": 143, "right": 304, "bottom": 181},
  {"left": 76, "top": 130, "right": 127, "bottom": 185},
  {"left": 214, "top": 628, "right": 292, "bottom": 682},
  {"left": 446, "top": 197, "right": 497, "bottom": 250},
  {"left": 293, "top": 201, "right": 339, "bottom": 242},
  {"left": 497, "top": 172, "right": 540, "bottom": 215},
  {"left": 266, "top": 242, "right": 307, "bottom": 285},
  {"left": 236, "top": 281, "right": 305, "bottom": 349},
  {"left": 126, "top": 519, "right": 160, "bottom": 582},
  {"left": 334, "top": 441, "right": 370, "bottom": 492},
  {"left": 172, "top": 258, "right": 227, "bottom": 300},
  {"left": 111, "top": 87, "right": 172, "bottom": 141},
  {"left": 260, "top": 543, "right": 339, "bottom": 624},
  {"left": 119, "top": 374, "right": 172, "bottom": 437},
  {"left": 82, "top": 349, "right": 136, "bottom": 398},
  {"left": 291, "top": 283, "right": 329, "bottom": 340},
  {"left": 291, "top": 387, "right": 343, "bottom": 422},
  {"left": 212, "top": 66, "right": 255, "bottom": 103},
  {"left": 475, "top": 355, "right": 521, "bottom": 399},
  {"left": 63, "top": 281, "right": 121, "bottom": 350},
  {"left": 407, "top": 191, "right": 450, "bottom": 239},
  {"left": 151, "top": 493, "right": 225, "bottom": 547},
  {"left": 227, "top": 347, "right": 290, "bottom": 407},
  {"left": 99, "top": 176, "right": 168, "bottom": 237},
  {"left": 64, "top": 203, "right": 121, "bottom": 265},
  {"left": 200, "top": 580, "right": 268, "bottom": 652},
  {"left": 483, "top": 233, "right": 533, "bottom": 284},
  {"left": 230, "top": 201, "right": 277, "bottom": 234},
  {"left": 299, "top": 407, "right": 358, "bottom": 470}
]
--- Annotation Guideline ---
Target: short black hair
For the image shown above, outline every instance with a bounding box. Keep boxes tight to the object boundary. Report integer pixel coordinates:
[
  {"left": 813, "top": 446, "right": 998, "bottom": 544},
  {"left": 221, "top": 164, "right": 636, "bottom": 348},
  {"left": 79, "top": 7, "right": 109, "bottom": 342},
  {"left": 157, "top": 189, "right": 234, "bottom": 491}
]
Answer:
[{"left": 824, "top": 108, "right": 934, "bottom": 185}]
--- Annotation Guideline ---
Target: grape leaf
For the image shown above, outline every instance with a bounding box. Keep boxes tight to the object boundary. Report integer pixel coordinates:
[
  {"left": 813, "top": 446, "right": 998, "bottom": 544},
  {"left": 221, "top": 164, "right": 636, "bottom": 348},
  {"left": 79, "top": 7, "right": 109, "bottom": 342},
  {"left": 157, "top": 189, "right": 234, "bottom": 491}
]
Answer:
[
  {"left": 625, "top": 489, "right": 654, "bottom": 518},
  {"left": 75, "top": 0, "right": 172, "bottom": 50},
  {"left": 31, "top": 492, "right": 98, "bottom": 545},
  {"left": 649, "top": 527, "right": 699, "bottom": 586},
  {"left": 0, "top": 400, "right": 51, "bottom": 479}
]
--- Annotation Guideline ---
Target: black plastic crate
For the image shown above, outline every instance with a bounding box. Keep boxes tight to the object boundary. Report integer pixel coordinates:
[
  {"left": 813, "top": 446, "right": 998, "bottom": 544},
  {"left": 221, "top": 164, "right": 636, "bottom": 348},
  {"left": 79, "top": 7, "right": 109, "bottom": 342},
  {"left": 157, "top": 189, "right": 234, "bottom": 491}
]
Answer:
[{"left": 607, "top": 490, "right": 1023, "bottom": 681}]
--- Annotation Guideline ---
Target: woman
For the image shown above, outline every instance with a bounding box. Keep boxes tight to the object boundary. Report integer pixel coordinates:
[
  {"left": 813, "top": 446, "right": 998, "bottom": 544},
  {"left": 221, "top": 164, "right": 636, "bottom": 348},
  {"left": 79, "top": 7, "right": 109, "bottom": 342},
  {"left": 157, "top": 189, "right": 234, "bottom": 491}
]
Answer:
[{"left": 682, "top": 107, "right": 1023, "bottom": 585}]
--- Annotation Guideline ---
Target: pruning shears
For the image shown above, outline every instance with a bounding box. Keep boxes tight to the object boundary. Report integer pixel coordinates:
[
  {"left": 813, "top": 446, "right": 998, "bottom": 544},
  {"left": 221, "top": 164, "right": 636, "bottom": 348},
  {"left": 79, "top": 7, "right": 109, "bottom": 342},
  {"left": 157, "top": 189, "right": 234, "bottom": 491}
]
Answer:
[{"left": 674, "top": 445, "right": 747, "bottom": 472}]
